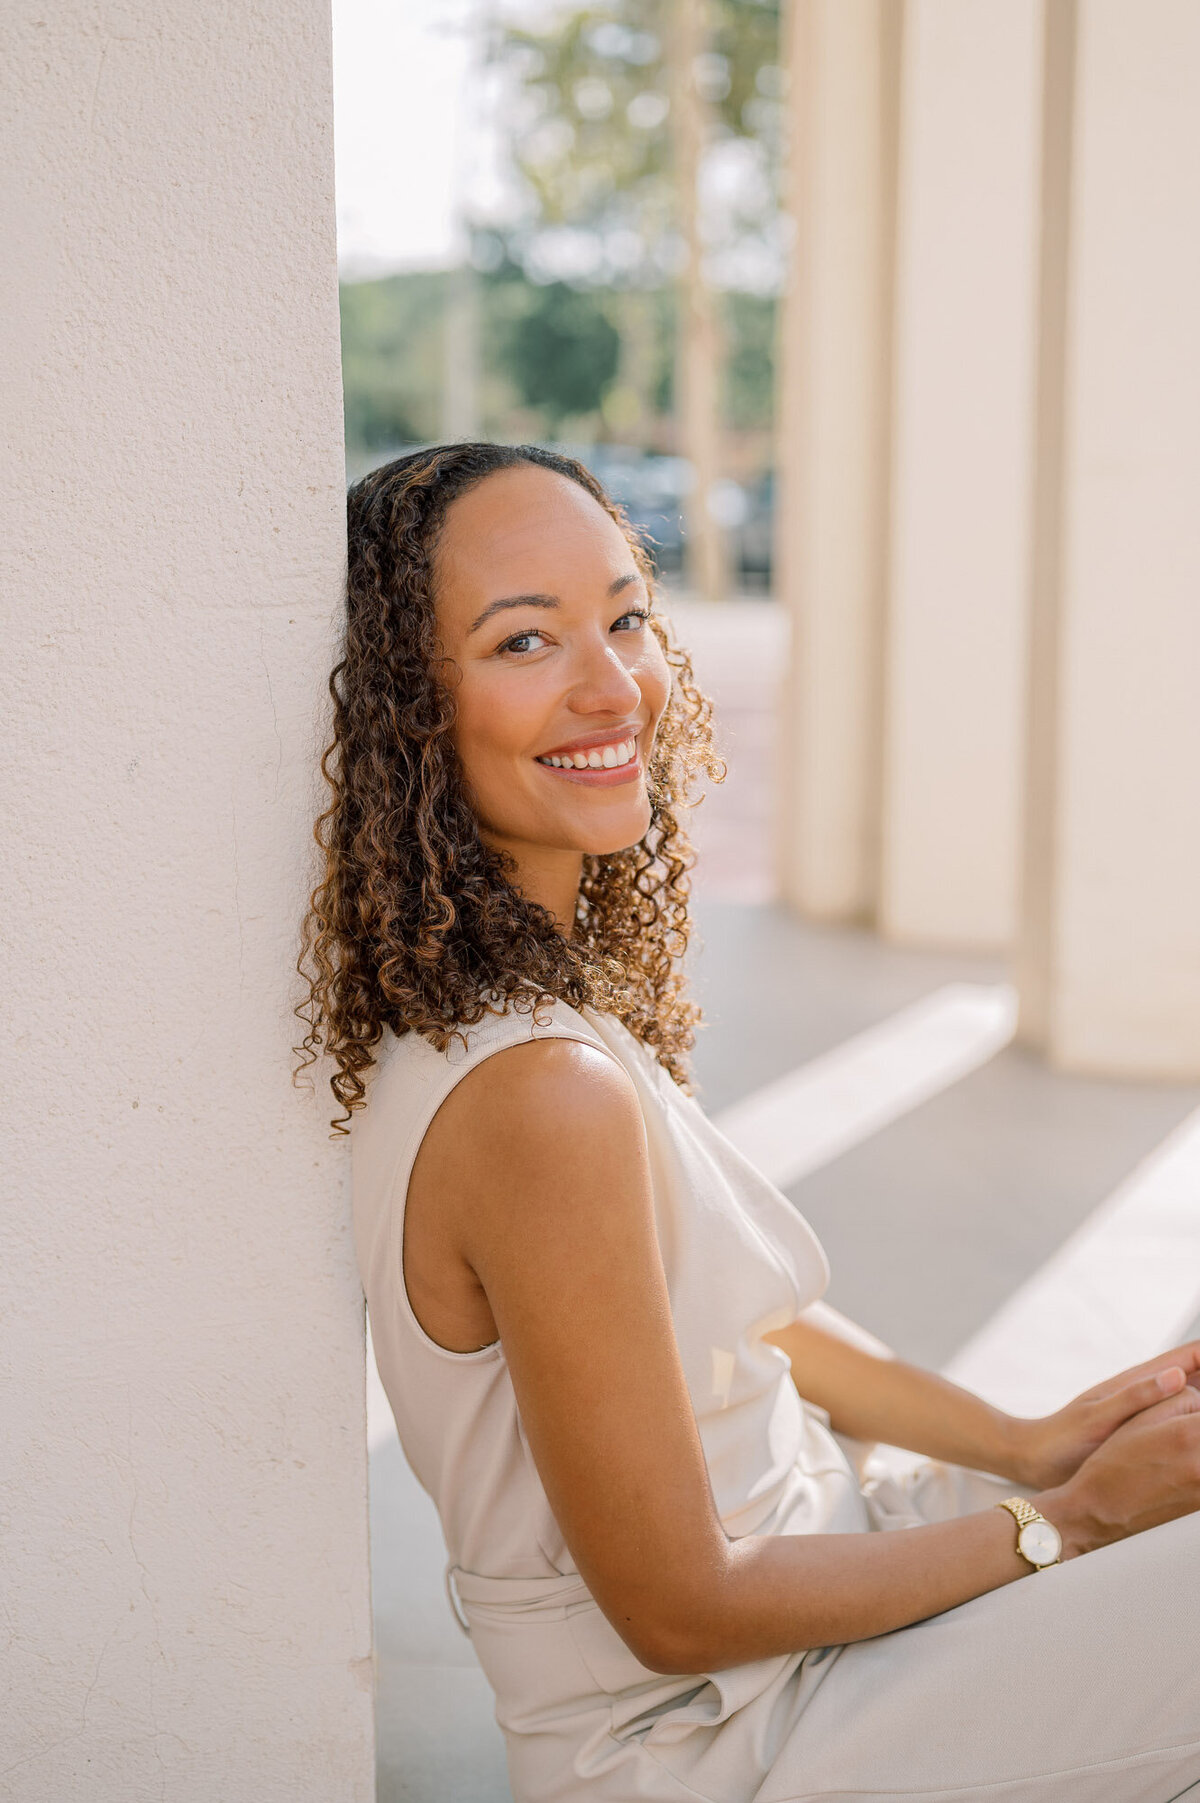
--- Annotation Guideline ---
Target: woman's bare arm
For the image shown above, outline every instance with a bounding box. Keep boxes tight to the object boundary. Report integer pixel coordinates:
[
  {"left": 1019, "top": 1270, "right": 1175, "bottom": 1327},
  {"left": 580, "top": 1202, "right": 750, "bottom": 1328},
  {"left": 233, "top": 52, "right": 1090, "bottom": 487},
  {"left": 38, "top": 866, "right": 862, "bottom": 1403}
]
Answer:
[
  {"left": 424, "top": 1039, "right": 1200, "bottom": 1675},
  {"left": 767, "top": 1269, "right": 1200, "bottom": 1493},
  {"left": 763, "top": 1314, "right": 1025, "bottom": 1479}
]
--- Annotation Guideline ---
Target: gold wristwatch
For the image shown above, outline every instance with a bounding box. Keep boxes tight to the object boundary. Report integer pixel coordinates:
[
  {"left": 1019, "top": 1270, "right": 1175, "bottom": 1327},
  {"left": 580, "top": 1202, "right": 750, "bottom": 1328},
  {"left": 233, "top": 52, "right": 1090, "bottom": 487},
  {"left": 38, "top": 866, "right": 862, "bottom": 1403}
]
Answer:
[{"left": 995, "top": 1496, "right": 1062, "bottom": 1570}]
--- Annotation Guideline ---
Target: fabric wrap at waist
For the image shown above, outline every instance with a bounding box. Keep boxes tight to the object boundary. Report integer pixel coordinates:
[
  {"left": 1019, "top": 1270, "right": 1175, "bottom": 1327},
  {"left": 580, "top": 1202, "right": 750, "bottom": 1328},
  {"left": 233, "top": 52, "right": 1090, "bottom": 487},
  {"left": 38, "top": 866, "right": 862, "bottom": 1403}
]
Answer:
[
  {"left": 444, "top": 1555, "right": 805, "bottom": 1756},
  {"left": 443, "top": 1558, "right": 715, "bottom": 1742},
  {"left": 444, "top": 1561, "right": 596, "bottom": 1636}
]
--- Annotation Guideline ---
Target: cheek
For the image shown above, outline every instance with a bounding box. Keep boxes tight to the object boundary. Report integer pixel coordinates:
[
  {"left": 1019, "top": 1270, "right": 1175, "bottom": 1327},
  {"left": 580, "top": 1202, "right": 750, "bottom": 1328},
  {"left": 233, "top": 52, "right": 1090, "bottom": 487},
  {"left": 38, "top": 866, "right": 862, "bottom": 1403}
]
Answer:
[
  {"left": 638, "top": 640, "right": 673, "bottom": 724},
  {"left": 450, "top": 671, "right": 559, "bottom": 825},
  {"left": 454, "top": 670, "right": 540, "bottom": 766}
]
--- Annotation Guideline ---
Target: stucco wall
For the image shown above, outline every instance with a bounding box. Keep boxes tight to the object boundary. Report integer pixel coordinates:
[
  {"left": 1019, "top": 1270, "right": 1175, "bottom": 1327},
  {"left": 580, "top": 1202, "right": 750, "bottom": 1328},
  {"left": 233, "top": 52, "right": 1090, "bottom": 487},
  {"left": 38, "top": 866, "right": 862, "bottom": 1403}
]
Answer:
[{"left": 1, "top": 3, "right": 373, "bottom": 1796}]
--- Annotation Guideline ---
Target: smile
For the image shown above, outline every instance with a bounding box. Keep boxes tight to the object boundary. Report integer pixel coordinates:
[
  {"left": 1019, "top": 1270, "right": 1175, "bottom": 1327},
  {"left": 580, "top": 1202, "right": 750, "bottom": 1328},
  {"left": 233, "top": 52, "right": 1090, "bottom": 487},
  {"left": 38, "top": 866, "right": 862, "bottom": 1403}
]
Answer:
[
  {"left": 536, "top": 736, "right": 638, "bottom": 771},
  {"left": 534, "top": 735, "right": 643, "bottom": 788}
]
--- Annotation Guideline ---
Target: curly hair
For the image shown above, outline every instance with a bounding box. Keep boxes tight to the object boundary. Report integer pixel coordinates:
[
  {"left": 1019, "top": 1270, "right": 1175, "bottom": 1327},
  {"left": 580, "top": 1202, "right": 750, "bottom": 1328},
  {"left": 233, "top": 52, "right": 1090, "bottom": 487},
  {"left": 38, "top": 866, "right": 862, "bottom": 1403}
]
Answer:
[{"left": 295, "top": 441, "right": 726, "bottom": 1133}]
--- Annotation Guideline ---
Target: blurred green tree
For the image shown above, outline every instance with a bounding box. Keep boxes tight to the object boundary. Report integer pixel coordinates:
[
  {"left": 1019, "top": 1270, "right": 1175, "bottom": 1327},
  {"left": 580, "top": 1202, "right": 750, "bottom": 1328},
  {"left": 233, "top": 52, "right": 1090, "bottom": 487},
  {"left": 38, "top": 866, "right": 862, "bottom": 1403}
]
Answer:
[
  {"left": 337, "top": 5, "right": 784, "bottom": 476},
  {"left": 339, "top": 272, "right": 448, "bottom": 453},
  {"left": 502, "top": 280, "right": 621, "bottom": 428},
  {"left": 485, "top": 0, "right": 784, "bottom": 595},
  {"left": 490, "top": 3, "right": 784, "bottom": 287}
]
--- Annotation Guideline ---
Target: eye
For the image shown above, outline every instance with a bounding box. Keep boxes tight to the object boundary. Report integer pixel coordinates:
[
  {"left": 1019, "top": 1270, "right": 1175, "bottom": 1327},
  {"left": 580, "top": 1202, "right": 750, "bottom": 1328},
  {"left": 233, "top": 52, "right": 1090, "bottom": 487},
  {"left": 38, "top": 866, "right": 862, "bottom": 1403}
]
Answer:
[
  {"left": 495, "top": 607, "right": 650, "bottom": 658},
  {"left": 497, "top": 627, "right": 551, "bottom": 657}
]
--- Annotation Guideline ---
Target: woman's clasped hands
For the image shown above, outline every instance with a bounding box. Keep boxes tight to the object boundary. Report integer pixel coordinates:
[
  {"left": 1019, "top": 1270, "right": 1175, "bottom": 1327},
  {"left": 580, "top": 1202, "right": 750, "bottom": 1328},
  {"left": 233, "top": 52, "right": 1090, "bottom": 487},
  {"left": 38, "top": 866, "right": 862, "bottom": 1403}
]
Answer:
[{"left": 1014, "top": 1339, "right": 1200, "bottom": 1556}]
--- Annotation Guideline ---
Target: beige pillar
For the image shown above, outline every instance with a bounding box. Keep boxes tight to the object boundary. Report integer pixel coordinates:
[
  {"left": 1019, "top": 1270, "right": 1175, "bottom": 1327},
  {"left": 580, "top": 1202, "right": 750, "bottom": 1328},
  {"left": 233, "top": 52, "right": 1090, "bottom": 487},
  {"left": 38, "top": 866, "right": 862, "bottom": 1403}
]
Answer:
[
  {"left": 775, "top": 0, "right": 902, "bottom": 921},
  {"left": 0, "top": 2, "right": 374, "bottom": 1795},
  {"left": 1017, "top": 0, "right": 1200, "bottom": 1077},
  {"left": 879, "top": 0, "right": 1043, "bottom": 950}
]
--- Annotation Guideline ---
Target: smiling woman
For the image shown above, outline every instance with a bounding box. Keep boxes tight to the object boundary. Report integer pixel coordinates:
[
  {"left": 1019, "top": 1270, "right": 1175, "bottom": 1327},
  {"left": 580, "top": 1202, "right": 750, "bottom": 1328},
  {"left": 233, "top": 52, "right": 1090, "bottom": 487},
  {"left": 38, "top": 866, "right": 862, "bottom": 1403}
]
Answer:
[
  {"left": 295, "top": 441, "right": 1200, "bottom": 1803},
  {"left": 296, "top": 442, "right": 724, "bottom": 1130},
  {"left": 430, "top": 458, "right": 677, "bottom": 932}
]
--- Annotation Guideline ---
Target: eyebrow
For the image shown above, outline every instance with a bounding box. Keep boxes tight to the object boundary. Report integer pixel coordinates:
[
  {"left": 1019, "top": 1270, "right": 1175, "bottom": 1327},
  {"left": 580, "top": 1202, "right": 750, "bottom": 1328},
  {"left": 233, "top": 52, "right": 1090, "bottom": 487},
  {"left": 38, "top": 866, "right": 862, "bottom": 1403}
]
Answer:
[{"left": 467, "top": 571, "right": 644, "bottom": 637}]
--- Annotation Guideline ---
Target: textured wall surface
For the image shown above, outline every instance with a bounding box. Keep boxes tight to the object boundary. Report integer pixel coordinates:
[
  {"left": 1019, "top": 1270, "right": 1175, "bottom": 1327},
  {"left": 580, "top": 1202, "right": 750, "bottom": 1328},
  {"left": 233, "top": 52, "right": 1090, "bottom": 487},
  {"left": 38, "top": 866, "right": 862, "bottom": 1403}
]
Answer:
[{"left": 0, "top": 3, "right": 374, "bottom": 1796}]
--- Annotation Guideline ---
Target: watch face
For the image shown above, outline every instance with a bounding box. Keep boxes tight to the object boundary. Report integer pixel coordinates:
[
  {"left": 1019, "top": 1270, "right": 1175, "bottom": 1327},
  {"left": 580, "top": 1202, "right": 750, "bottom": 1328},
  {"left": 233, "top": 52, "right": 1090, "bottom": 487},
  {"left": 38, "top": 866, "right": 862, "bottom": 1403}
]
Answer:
[{"left": 1018, "top": 1520, "right": 1062, "bottom": 1566}]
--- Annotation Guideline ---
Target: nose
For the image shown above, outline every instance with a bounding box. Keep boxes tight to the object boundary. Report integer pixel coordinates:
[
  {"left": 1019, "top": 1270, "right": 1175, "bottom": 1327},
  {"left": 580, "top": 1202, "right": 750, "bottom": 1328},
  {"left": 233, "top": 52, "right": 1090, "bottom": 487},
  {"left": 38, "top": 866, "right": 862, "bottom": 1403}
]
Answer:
[{"left": 566, "top": 632, "right": 644, "bottom": 718}]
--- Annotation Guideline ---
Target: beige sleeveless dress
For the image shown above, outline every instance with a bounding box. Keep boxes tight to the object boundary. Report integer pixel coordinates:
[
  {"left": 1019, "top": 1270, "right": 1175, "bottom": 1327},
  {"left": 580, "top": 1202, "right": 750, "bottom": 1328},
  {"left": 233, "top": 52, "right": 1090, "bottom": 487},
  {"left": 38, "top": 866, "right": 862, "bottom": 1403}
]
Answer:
[{"left": 352, "top": 997, "right": 1200, "bottom": 1803}]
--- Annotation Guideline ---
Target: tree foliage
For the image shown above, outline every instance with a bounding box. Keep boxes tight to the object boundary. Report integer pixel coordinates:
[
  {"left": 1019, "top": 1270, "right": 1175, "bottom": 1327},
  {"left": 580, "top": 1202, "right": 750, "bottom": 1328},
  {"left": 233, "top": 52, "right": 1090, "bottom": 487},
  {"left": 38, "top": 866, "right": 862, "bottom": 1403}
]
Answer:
[
  {"left": 339, "top": 265, "right": 774, "bottom": 458},
  {"left": 339, "top": 273, "right": 447, "bottom": 451},
  {"left": 487, "top": 1, "right": 785, "bottom": 288},
  {"left": 503, "top": 280, "right": 621, "bottom": 424},
  {"left": 338, "top": 4, "right": 786, "bottom": 463}
]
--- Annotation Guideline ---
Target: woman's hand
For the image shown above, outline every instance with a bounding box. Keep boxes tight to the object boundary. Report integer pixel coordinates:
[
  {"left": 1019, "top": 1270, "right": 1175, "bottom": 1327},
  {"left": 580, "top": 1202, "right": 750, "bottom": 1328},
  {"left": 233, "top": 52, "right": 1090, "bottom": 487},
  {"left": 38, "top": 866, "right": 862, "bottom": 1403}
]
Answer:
[
  {"left": 1012, "top": 1340, "right": 1200, "bottom": 1490},
  {"left": 1037, "top": 1375, "right": 1200, "bottom": 1556}
]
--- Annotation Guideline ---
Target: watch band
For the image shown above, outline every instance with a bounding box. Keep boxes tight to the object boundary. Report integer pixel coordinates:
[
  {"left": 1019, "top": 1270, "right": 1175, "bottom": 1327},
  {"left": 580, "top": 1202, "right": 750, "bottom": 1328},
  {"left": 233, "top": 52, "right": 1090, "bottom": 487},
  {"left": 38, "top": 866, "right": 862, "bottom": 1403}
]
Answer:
[
  {"left": 996, "top": 1495, "right": 1042, "bottom": 1532},
  {"left": 995, "top": 1496, "right": 1061, "bottom": 1569}
]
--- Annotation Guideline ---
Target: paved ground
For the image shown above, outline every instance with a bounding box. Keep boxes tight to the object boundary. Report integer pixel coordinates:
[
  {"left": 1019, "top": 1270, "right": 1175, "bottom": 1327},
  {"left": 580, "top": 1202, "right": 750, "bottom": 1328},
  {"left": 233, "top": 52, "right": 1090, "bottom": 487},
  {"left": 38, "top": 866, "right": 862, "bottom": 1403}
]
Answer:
[
  {"left": 687, "top": 902, "right": 1200, "bottom": 1372},
  {"left": 665, "top": 593, "right": 784, "bottom": 907},
  {"left": 370, "top": 596, "right": 1200, "bottom": 1800}
]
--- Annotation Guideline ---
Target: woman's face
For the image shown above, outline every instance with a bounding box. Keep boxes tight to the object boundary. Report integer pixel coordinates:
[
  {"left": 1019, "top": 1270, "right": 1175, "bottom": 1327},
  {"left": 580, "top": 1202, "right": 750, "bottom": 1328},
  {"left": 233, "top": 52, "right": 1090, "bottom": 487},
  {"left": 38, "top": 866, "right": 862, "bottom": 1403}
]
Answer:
[{"left": 432, "top": 464, "right": 672, "bottom": 866}]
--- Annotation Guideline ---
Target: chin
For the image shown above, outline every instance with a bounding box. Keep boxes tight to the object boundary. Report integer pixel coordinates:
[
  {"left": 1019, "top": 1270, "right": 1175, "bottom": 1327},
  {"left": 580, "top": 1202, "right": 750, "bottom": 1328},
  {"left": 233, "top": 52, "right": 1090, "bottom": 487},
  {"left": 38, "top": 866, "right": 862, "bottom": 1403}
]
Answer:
[{"left": 575, "top": 802, "right": 653, "bottom": 858}]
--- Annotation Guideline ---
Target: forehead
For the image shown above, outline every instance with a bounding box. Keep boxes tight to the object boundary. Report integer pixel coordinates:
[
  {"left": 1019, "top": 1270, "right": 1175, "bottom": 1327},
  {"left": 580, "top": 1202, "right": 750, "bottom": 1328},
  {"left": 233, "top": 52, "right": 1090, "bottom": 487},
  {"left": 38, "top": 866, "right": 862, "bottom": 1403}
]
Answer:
[{"left": 433, "top": 465, "right": 633, "bottom": 617}]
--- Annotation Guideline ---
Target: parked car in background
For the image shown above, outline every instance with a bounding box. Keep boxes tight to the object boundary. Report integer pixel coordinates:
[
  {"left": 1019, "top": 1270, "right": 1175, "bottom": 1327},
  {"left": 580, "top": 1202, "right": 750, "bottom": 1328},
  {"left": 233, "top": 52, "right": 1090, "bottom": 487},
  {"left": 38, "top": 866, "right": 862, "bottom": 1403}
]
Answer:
[
  {"left": 580, "top": 444, "right": 689, "bottom": 577},
  {"left": 557, "top": 443, "right": 774, "bottom": 590},
  {"left": 348, "top": 440, "right": 774, "bottom": 592},
  {"left": 736, "top": 467, "right": 774, "bottom": 590}
]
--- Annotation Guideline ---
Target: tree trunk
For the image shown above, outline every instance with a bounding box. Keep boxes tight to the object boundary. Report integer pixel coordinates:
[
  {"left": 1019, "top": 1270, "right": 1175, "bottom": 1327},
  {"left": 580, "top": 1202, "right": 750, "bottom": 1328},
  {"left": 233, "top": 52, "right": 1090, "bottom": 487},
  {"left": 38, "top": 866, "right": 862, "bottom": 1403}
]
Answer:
[
  {"left": 668, "top": 0, "right": 730, "bottom": 602},
  {"left": 441, "top": 262, "right": 481, "bottom": 442},
  {"left": 603, "top": 286, "right": 659, "bottom": 449}
]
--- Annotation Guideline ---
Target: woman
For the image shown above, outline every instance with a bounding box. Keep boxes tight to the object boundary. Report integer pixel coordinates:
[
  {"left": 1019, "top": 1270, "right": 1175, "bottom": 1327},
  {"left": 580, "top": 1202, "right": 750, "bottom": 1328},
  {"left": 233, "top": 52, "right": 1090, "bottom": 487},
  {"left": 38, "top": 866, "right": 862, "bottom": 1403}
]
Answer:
[{"left": 298, "top": 442, "right": 1200, "bottom": 1803}]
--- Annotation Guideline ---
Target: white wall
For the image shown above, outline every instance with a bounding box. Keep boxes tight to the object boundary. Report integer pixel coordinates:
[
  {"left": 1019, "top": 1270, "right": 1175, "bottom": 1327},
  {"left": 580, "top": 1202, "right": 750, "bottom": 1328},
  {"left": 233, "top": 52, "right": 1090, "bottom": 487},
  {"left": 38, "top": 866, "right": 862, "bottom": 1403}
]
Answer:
[
  {"left": 1018, "top": 0, "right": 1200, "bottom": 1078},
  {"left": 0, "top": 4, "right": 374, "bottom": 1797},
  {"left": 880, "top": 0, "right": 1042, "bottom": 950}
]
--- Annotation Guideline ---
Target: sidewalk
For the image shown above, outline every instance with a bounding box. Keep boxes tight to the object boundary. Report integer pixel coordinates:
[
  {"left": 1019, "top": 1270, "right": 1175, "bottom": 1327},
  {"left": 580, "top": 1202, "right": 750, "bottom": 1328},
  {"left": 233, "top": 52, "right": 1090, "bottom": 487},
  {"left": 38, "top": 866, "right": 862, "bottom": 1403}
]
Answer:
[
  {"left": 662, "top": 591, "right": 786, "bottom": 906},
  {"left": 688, "top": 900, "right": 1200, "bottom": 1375}
]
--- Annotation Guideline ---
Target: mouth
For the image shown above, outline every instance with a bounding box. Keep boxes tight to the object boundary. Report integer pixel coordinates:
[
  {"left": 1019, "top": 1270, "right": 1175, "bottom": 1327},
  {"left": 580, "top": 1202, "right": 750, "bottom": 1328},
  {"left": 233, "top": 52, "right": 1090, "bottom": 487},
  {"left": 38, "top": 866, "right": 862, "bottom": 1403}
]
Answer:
[{"left": 534, "top": 732, "right": 642, "bottom": 788}]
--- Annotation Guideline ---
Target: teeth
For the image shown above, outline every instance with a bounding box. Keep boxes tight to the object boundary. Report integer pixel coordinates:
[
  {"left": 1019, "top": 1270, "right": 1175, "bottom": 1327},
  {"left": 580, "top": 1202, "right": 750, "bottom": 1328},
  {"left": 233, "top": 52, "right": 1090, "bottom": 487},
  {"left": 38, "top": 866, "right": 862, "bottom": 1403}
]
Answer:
[{"left": 538, "top": 736, "right": 638, "bottom": 770}]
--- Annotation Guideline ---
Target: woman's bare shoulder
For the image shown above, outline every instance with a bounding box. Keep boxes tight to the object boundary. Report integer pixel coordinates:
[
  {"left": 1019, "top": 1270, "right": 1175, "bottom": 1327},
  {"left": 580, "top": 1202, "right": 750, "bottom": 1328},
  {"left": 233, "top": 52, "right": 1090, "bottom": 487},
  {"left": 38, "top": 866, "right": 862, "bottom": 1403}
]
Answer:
[
  {"left": 404, "top": 1036, "right": 648, "bottom": 1352},
  {"left": 426, "top": 1034, "right": 642, "bottom": 1190}
]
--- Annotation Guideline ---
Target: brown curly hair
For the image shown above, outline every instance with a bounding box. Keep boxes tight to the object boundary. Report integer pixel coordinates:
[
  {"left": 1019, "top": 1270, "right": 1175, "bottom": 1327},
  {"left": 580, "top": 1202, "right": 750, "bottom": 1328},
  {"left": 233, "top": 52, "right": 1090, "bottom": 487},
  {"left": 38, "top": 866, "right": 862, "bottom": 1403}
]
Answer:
[{"left": 295, "top": 441, "right": 726, "bottom": 1133}]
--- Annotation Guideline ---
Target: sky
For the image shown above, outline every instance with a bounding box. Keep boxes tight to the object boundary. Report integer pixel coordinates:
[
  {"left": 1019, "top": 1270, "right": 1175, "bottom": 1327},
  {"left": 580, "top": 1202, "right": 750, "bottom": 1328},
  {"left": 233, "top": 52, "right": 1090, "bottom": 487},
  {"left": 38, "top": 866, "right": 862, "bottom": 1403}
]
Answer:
[
  {"left": 332, "top": 0, "right": 477, "bottom": 275},
  {"left": 331, "top": 0, "right": 785, "bottom": 292},
  {"left": 332, "top": 0, "right": 556, "bottom": 278}
]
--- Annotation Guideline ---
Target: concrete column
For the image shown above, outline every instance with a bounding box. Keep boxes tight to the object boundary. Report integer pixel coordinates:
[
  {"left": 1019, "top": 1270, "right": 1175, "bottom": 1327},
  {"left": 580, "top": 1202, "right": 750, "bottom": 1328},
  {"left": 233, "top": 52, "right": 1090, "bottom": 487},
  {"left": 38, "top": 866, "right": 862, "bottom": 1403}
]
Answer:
[
  {"left": 1017, "top": 0, "right": 1200, "bottom": 1078},
  {"left": 1, "top": 4, "right": 374, "bottom": 1797},
  {"left": 775, "top": 0, "right": 903, "bottom": 921},
  {"left": 879, "top": 0, "right": 1043, "bottom": 951}
]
